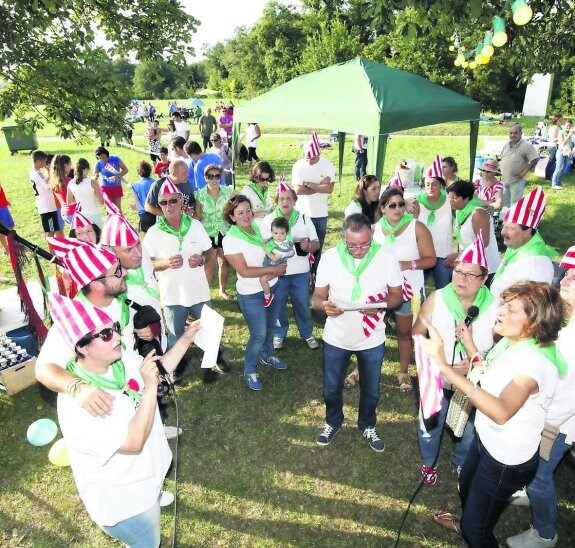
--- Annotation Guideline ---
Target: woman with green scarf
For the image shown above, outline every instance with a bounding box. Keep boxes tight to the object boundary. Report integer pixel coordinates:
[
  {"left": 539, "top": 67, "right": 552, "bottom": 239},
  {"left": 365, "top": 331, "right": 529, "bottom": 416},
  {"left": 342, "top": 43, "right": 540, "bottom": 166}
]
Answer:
[
  {"left": 447, "top": 180, "right": 501, "bottom": 286},
  {"left": 372, "top": 187, "right": 436, "bottom": 394},
  {"left": 241, "top": 161, "right": 274, "bottom": 222},
  {"left": 412, "top": 234, "right": 498, "bottom": 487}
]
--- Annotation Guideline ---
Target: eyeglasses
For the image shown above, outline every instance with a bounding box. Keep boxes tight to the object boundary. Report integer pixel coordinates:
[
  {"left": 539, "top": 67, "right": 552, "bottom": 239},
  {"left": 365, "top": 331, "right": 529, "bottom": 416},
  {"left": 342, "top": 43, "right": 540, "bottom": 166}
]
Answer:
[
  {"left": 159, "top": 198, "right": 180, "bottom": 206},
  {"left": 386, "top": 201, "right": 406, "bottom": 209},
  {"left": 345, "top": 241, "right": 372, "bottom": 251},
  {"left": 95, "top": 262, "right": 123, "bottom": 281},
  {"left": 453, "top": 269, "right": 484, "bottom": 280},
  {"left": 258, "top": 175, "right": 271, "bottom": 182},
  {"left": 206, "top": 173, "right": 220, "bottom": 180},
  {"left": 90, "top": 322, "right": 122, "bottom": 343}
]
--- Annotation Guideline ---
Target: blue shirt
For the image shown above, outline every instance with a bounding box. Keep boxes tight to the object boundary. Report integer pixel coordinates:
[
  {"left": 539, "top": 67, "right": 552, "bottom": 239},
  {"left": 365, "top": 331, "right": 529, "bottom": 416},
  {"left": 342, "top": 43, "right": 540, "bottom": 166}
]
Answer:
[
  {"left": 131, "top": 177, "right": 155, "bottom": 215},
  {"left": 95, "top": 155, "right": 122, "bottom": 187},
  {"left": 192, "top": 153, "right": 222, "bottom": 191}
]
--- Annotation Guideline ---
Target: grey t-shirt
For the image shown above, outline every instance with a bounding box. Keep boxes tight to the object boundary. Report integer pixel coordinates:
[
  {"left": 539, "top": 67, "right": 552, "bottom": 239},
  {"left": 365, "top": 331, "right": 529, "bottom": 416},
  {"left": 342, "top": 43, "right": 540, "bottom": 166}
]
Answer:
[{"left": 199, "top": 115, "right": 217, "bottom": 137}]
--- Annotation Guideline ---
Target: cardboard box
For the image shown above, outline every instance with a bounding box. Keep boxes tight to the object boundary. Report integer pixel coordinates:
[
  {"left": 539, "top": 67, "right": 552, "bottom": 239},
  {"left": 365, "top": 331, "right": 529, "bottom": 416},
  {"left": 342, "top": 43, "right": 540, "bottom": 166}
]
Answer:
[{"left": 0, "top": 357, "right": 37, "bottom": 396}]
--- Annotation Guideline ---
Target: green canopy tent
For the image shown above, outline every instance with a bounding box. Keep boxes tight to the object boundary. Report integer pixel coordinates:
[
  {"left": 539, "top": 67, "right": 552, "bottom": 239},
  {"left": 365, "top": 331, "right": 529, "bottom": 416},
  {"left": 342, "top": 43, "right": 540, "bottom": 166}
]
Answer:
[{"left": 233, "top": 57, "right": 480, "bottom": 188}]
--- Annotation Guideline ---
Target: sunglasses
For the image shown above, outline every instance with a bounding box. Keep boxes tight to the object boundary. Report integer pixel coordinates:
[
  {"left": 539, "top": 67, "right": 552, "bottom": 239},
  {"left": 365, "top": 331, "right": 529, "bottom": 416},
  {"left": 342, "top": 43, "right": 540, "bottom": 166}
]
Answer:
[
  {"left": 206, "top": 173, "right": 220, "bottom": 180},
  {"left": 159, "top": 198, "right": 180, "bottom": 206},
  {"left": 96, "top": 262, "right": 123, "bottom": 281},
  {"left": 90, "top": 321, "right": 122, "bottom": 343},
  {"left": 258, "top": 175, "right": 271, "bottom": 182},
  {"left": 386, "top": 201, "right": 406, "bottom": 209}
]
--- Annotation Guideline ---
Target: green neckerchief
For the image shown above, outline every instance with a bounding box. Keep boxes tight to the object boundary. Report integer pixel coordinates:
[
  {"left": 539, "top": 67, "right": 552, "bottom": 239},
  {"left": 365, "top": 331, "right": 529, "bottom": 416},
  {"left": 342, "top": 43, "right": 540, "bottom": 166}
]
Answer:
[
  {"left": 417, "top": 189, "right": 447, "bottom": 226},
  {"left": 66, "top": 358, "right": 141, "bottom": 405},
  {"left": 125, "top": 266, "right": 160, "bottom": 300},
  {"left": 454, "top": 197, "right": 484, "bottom": 242},
  {"left": 228, "top": 222, "right": 264, "bottom": 247},
  {"left": 486, "top": 337, "right": 567, "bottom": 375},
  {"left": 274, "top": 207, "right": 300, "bottom": 231},
  {"left": 156, "top": 214, "right": 192, "bottom": 251},
  {"left": 494, "top": 231, "right": 557, "bottom": 280},
  {"left": 248, "top": 182, "right": 268, "bottom": 204},
  {"left": 441, "top": 283, "right": 494, "bottom": 353},
  {"left": 378, "top": 213, "right": 413, "bottom": 244},
  {"left": 336, "top": 239, "right": 381, "bottom": 301}
]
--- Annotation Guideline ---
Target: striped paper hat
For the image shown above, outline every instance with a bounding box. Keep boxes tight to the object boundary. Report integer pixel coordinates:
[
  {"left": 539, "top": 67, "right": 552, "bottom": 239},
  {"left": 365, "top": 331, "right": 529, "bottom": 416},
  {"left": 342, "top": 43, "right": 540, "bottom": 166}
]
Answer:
[
  {"left": 304, "top": 132, "right": 321, "bottom": 159},
  {"left": 456, "top": 231, "right": 488, "bottom": 269},
  {"left": 48, "top": 237, "right": 117, "bottom": 288},
  {"left": 425, "top": 155, "right": 444, "bottom": 180},
  {"left": 560, "top": 244, "right": 575, "bottom": 269},
  {"left": 160, "top": 178, "right": 181, "bottom": 196},
  {"left": 503, "top": 186, "right": 546, "bottom": 229},
  {"left": 49, "top": 293, "right": 112, "bottom": 349},
  {"left": 276, "top": 173, "right": 293, "bottom": 194},
  {"left": 70, "top": 210, "right": 93, "bottom": 230},
  {"left": 103, "top": 192, "right": 122, "bottom": 216},
  {"left": 388, "top": 171, "right": 404, "bottom": 188},
  {"left": 100, "top": 213, "right": 139, "bottom": 247}
]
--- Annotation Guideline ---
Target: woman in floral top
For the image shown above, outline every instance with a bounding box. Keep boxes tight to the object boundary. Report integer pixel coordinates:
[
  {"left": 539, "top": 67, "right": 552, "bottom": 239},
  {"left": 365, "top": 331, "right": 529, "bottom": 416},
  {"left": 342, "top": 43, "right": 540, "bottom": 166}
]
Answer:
[{"left": 195, "top": 164, "right": 237, "bottom": 299}]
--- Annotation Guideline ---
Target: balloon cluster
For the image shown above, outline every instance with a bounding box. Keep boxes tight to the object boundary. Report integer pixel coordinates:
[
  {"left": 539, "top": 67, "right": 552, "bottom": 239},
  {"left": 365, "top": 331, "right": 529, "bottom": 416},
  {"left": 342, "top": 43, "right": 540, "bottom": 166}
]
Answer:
[
  {"left": 26, "top": 418, "right": 71, "bottom": 467},
  {"left": 450, "top": 0, "right": 533, "bottom": 70}
]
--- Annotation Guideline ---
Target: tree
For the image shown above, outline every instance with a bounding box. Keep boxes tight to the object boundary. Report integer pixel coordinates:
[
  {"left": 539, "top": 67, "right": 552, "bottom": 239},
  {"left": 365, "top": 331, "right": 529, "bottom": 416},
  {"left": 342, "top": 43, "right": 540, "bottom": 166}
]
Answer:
[
  {"left": 0, "top": 0, "right": 198, "bottom": 138},
  {"left": 132, "top": 61, "right": 177, "bottom": 99}
]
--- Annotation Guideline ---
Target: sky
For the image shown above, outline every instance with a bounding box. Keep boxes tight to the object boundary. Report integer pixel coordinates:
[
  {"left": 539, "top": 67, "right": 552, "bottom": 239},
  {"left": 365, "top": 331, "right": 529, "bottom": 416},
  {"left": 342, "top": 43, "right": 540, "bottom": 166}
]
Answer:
[{"left": 182, "top": 0, "right": 300, "bottom": 60}]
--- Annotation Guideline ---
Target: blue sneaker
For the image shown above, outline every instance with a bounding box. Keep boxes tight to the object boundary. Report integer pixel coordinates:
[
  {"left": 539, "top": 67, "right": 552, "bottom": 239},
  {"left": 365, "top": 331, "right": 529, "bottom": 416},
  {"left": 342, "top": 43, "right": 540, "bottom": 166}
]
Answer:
[
  {"left": 259, "top": 356, "right": 287, "bottom": 370},
  {"left": 244, "top": 373, "right": 262, "bottom": 391}
]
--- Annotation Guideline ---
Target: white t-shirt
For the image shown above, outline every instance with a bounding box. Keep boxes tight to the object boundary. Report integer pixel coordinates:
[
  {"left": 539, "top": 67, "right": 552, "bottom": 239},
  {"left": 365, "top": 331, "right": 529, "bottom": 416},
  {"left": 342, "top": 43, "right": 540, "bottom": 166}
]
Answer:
[
  {"left": 475, "top": 341, "right": 558, "bottom": 465},
  {"left": 241, "top": 184, "right": 273, "bottom": 217},
  {"left": 260, "top": 211, "right": 318, "bottom": 275},
  {"left": 246, "top": 124, "right": 260, "bottom": 148},
  {"left": 174, "top": 120, "right": 189, "bottom": 138},
  {"left": 292, "top": 157, "right": 335, "bottom": 218},
  {"left": 490, "top": 254, "right": 554, "bottom": 303},
  {"left": 222, "top": 232, "right": 278, "bottom": 295},
  {"left": 143, "top": 218, "right": 212, "bottom": 307},
  {"left": 67, "top": 177, "right": 101, "bottom": 215},
  {"left": 30, "top": 168, "right": 56, "bottom": 214},
  {"left": 316, "top": 245, "right": 403, "bottom": 351},
  {"left": 459, "top": 209, "right": 501, "bottom": 274},
  {"left": 417, "top": 197, "right": 453, "bottom": 258},
  {"left": 344, "top": 200, "right": 362, "bottom": 219},
  {"left": 547, "top": 319, "right": 575, "bottom": 444},
  {"left": 57, "top": 353, "right": 171, "bottom": 526}
]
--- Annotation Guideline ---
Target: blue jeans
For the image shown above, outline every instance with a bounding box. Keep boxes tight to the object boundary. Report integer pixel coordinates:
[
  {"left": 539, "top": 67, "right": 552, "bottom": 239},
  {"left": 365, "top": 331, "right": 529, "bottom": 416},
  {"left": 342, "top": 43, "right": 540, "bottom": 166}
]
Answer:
[
  {"left": 322, "top": 341, "right": 385, "bottom": 431},
  {"left": 237, "top": 286, "right": 281, "bottom": 375},
  {"left": 355, "top": 151, "right": 368, "bottom": 180},
  {"left": 551, "top": 149, "right": 566, "bottom": 187},
  {"left": 101, "top": 499, "right": 160, "bottom": 547},
  {"left": 527, "top": 433, "right": 572, "bottom": 539},
  {"left": 164, "top": 300, "right": 211, "bottom": 348},
  {"left": 274, "top": 272, "right": 313, "bottom": 340},
  {"left": 503, "top": 179, "right": 526, "bottom": 208},
  {"left": 425, "top": 258, "right": 452, "bottom": 290},
  {"left": 417, "top": 389, "right": 476, "bottom": 467},
  {"left": 459, "top": 436, "right": 539, "bottom": 547},
  {"left": 311, "top": 216, "right": 327, "bottom": 273}
]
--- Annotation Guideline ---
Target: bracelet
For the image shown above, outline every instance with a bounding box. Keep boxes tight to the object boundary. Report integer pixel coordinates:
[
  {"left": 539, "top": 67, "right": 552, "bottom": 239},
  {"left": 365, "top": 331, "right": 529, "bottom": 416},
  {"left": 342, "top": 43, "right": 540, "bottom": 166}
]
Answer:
[
  {"left": 65, "top": 378, "right": 86, "bottom": 398},
  {"left": 464, "top": 385, "right": 479, "bottom": 400}
]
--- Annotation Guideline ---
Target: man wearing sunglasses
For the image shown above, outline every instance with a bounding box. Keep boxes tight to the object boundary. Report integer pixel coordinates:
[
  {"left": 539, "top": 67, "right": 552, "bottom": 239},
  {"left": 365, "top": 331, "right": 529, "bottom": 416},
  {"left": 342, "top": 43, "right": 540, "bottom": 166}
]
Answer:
[{"left": 184, "top": 140, "right": 221, "bottom": 192}]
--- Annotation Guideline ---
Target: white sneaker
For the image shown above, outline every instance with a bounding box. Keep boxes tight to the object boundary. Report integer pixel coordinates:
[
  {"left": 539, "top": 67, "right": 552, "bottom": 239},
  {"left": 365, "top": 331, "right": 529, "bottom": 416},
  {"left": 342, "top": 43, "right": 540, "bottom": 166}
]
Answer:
[
  {"left": 509, "top": 487, "right": 530, "bottom": 506},
  {"left": 506, "top": 526, "right": 558, "bottom": 547},
  {"left": 273, "top": 336, "right": 284, "bottom": 350},
  {"left": 159, "top": 490, "right": 175, "bottom": 507},
  {"left": 164, "top": 426, "right": 182, "bottom": 440}
]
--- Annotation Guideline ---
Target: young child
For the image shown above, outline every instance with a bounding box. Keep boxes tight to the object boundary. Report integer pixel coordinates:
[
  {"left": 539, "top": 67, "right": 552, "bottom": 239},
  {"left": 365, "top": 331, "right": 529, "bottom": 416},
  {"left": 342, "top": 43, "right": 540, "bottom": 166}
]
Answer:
[
  {"left": 131, "top": 160, "right": 157, "bottom": 232},
  {"left": 154, "top": 147, "right": 171, "bottom": 178},
  {"left": 260, "top": 217, "right": 294, "bottom": 307},
  {"left": 0, "top": 183, "right": 15, "bottom": 254}
]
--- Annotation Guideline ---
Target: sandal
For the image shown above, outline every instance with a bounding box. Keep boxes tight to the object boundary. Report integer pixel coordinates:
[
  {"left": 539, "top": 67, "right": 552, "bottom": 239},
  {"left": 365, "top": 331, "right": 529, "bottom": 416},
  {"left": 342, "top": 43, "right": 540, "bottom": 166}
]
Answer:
[
  {"left": 397, "top": 373, "right": 413, "bottom": 394},
  {"left": 433, "top": 512, "right": 461, "bottom": 535},
  {"left": 344, "top": 369, "right": 360, "bottom": 389}
]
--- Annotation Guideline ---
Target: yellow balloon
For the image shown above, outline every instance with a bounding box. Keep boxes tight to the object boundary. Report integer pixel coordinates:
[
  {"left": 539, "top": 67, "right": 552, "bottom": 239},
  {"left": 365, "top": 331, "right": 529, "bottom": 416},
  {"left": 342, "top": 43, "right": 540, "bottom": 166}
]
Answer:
[
  {"left": 462, "top": 61, "right": 469, "bottom": 68},
  {"left": 482, "top": 44, "right": 495, "bottom": 57},
  {"left": 454, "top": 58, "right": 461, "bottom": 67},
  {"left": 48, "top": 438, "right": 71, "bottom": 467},
  {"left": 469, "top": 61, "right": 478, "bottom": 69},
  {"left": 449, "top": 45, "right": 455, "bottom": 51},
  {"left": 513, "top": 5, "right": 533, "bottom": 26},
  {"left": 493, "top": 32, "right": 508, "bottom": 47}
]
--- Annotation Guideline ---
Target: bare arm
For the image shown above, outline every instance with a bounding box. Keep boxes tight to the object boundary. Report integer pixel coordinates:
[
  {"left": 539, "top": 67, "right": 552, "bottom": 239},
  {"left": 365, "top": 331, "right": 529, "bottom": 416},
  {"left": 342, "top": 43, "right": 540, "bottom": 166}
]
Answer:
[
  {"left": 471, "top": 208, "right": 491, "bottom": 247},
  {"left": 398, "top": 222, "right": 436, "bottom": 271},
  {"left": 159, "top": 320, "right": 202, "bottom": 373},
  {"left": 66, "top": 185, "right": 76, "bottom": 205},
  {"left": 91, "top": 179, "right": 104, "bottom": 205},
  {"left": 145, "top": 202, "right": 163, "bottom": 216},
  {"left": 225, "top": 252, "right": 286, "bottom": 279},
  {"left": 118, "top": 160, "right": 129, "bottom": 179}
]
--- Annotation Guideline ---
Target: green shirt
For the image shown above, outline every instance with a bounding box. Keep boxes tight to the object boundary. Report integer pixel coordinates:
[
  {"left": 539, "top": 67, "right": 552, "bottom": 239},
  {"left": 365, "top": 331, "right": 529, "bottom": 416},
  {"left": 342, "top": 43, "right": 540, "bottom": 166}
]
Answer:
[{"left": 194, "top": 185, "right": 233, "bottom": 238}]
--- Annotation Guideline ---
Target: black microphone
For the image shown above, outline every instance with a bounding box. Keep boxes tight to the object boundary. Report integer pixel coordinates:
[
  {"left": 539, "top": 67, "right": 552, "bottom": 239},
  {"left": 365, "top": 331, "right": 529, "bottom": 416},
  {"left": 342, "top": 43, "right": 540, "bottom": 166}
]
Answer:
[
  {"left": 464, "top": 305, "right": 479, "bottom": 326},
  {"left": 155, "top": 360, "right": 174, "bottom": 388}
]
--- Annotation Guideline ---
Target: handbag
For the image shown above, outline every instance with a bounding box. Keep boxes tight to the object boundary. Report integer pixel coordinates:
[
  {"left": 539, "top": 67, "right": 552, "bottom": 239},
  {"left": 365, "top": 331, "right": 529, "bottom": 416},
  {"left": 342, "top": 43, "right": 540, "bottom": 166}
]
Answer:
[
  {"left": 446, "top": 387, "right": 472, "bottom": 438},
  {"left": 539, "top": 411, "right": 575, "bottom": 461}
]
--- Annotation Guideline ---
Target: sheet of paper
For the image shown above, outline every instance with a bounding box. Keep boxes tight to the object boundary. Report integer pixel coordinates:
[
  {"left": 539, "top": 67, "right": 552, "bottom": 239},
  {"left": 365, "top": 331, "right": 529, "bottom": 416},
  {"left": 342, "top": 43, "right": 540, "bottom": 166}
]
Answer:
[
  {"left": 194, "top": 305, "right": 224, "bottom": 368},
  {"left": 333, "top": 300, "right": 387, "bottom": 311}
]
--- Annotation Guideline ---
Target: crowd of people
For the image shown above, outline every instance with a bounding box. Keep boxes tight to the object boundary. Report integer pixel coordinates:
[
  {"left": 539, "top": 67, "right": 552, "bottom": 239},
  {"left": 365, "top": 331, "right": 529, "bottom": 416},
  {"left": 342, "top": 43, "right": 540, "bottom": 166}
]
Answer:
[{"left": 3, "top": 119, "right": 571, "bottom": 547}]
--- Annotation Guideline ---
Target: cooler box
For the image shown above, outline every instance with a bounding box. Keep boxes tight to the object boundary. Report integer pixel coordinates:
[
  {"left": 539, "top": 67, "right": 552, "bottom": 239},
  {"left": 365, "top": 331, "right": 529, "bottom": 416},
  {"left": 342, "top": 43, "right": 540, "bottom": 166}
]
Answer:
[{"left": 0, "top": 357, "right": 37, "bottom": 395}]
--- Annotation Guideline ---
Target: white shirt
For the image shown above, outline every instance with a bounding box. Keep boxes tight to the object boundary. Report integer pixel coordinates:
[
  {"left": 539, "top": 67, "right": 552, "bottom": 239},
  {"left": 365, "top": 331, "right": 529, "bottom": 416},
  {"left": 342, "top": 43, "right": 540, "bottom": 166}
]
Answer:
[
  {"left": 260, "top": 211, "right": 318, "bottom": 276},
  {"left": 344, "top": 201, "right": 362, "bottom": 219},
  {"left": 57, "top": 353, "right": 171, "bottom": 526},
  {"left": 475, "top": 341, "right": 558, "bottom": 465},
  {"left": 143, "top": 218, "right": 212, "bottom": 307},
  {"left": 174, "top": 120, "right": 189, "bottom": 138},
  {"left": 30, "top": 168, "right": 56, "bottom": 214},
  {"left": 292, "top": 157, "right": 335, "bottom": 218},
  {"left": 246, "top": 124, "right": 260, "bottom": 148},
  {"left": 459, "top": 209, "right": 501, "bottom": 274},
  {"left": 67, "top": 177, "right": 101, "bottom": 215},
  {"left": 222, "top": 232, "right": 278, "bottom": 295},
  {"left": 241, "top": 184, "right": 273, "bottom": 217},
  {"left": 316, "top": 245, "right": 403, "bottom": 351},
  {"left": 417, "top": 197, "right": 453, "bottom": 258}
]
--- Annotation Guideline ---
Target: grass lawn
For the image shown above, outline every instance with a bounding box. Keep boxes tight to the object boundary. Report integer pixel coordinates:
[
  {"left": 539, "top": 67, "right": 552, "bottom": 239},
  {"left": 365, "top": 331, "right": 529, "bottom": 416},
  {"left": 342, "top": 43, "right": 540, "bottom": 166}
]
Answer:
[{"left": 1, "top": 127, "right": 574, "bottom": 547}]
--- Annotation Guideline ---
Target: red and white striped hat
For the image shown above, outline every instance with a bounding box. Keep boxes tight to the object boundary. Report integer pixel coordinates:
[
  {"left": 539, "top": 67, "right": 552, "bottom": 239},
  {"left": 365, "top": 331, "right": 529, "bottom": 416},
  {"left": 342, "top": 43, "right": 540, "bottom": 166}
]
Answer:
[
  {"left": 103, "top": 192, "right": 122, "bottom": 217},
  {"left": 49, "top": 293, "right": 112, "bottom": 349},
  {"left": 503, "top": 186, "right": 546, "bottom": 229},
  {"left": 304, "top": 132, "right": 321, "bottom": 159},
  {"left": 456, "top": 230, "right": 488, "bottom": 269},
  {"left": 48, "top": 237, "right": 117, "bottom": 288},
  {"left": 276, "top": 173, "right": 293, "bottom": 194},
  {"left": 425, "top": 155, "right": 444, "bottom": 180},
  {"left": 71, "top": 210, "right": 93, "bottom": 230},
  {"left": 388, "top": 170, "right": 404, "bottom": 188},
  {"left": 560, "top": 244, "right": 575, "bottom": 270},
  {"left": 160, "top": 178, "right": 181, "bottom": 196},
  {"left": 100, "top": 213, "right": 139, "bottom": 247}
]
